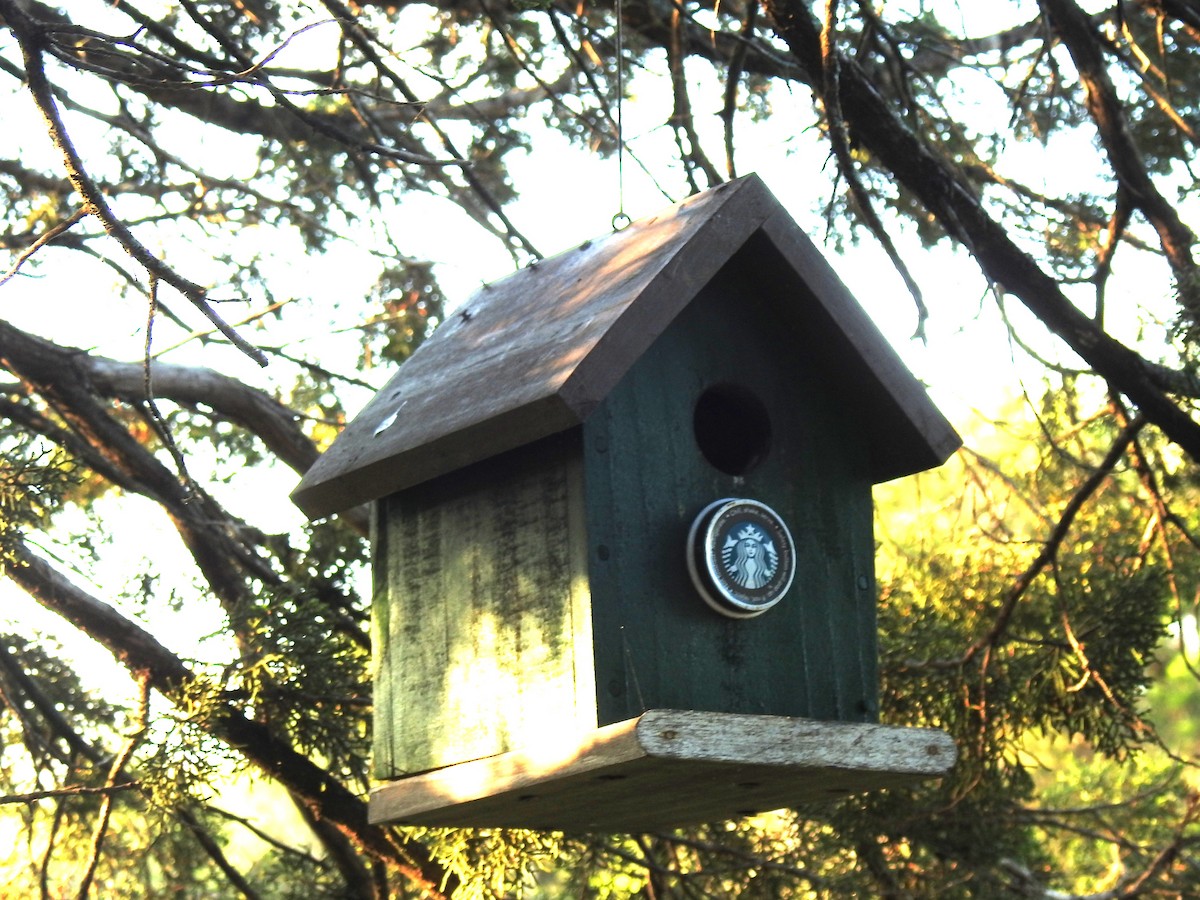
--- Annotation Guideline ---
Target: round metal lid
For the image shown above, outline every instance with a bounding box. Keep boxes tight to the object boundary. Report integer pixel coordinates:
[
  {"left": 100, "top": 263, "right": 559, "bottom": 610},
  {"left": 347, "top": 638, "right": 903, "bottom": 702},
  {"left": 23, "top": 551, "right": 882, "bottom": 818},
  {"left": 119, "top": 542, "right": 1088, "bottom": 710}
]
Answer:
[{"left": 686, "top": 498, "right": 797, "bottom": 619}]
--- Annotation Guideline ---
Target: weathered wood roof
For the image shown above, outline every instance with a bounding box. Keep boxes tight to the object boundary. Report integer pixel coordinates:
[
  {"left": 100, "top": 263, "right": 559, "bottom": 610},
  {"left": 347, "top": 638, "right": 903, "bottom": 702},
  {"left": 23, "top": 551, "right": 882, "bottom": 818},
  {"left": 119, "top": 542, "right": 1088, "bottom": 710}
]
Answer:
[{"left": 293, "top": 174, "right": 961, "bottom": 519}]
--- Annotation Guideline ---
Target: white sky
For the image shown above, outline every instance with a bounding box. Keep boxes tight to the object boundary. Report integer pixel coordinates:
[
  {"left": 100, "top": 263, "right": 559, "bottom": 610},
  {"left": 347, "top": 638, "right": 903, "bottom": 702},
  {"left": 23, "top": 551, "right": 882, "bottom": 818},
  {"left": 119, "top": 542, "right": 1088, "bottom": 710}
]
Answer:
[
  {"left": 0, "top": 0, "right": 1192, "bottom": 829},
  {"left": 2, "top": 0, "right": 1187, "bottom": 640}
]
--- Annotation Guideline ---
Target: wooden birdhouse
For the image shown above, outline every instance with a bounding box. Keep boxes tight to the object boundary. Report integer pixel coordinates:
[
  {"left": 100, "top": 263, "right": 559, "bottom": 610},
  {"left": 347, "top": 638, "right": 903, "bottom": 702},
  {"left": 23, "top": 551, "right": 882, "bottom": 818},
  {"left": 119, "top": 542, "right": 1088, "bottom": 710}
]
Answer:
[{"left": 292, "top": 175, "right": 962, "bottom": 831}]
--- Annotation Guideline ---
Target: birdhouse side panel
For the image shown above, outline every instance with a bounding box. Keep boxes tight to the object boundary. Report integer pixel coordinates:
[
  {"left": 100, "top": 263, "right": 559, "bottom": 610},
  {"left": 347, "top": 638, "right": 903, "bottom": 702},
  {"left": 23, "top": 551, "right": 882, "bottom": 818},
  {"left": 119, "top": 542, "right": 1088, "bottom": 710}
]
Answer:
[
  {"left": 583, "top": 266, "right": 878, "bottom": 726},
  {"left": 373, "top": 432, "right": 595, "bottom": 777}
]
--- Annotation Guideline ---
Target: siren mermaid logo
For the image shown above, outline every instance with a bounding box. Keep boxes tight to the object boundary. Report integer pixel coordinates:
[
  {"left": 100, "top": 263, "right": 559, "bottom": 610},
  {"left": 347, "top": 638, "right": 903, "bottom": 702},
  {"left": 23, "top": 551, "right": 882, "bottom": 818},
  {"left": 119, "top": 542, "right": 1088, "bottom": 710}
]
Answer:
[{"left": 721, "top": 523, "right": 779, "bottom": 590}]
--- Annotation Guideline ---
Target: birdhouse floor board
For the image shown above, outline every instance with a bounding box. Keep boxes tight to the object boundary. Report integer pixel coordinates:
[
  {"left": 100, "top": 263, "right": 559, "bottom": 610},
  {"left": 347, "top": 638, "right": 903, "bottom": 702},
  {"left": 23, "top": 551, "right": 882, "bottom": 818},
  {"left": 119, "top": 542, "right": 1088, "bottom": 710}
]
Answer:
[{"left": 368, "top": 710, "right": 956, "bottom": 832}]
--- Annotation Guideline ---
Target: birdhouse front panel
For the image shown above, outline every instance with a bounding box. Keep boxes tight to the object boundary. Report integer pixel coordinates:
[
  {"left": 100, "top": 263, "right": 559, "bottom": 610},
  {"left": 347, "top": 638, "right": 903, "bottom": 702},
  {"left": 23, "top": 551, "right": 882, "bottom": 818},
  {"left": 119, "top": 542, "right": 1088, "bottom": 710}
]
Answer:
[{"left": 584, "top": 257, "right": 878, "bottom": 728}]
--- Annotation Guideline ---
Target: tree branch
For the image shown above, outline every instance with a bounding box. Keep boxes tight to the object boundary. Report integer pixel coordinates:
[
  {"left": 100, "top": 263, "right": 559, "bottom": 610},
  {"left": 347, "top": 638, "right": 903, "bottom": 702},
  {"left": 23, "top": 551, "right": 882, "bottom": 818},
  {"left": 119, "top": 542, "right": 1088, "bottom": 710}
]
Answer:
[
  {"left": 666, "top": 0, "right": 722, "bottom": 191},
  {"left": 90, "top": 355, "right": 319, "bottom": 477},
  {"left": 0, "top": 318, "right": 372, "bottom": 654},
  {"left": 819, "top": 0, "right": 928, "bottom": 339},
  {"left": 762, "top": 0, "right": 1200, "bottom": 463},
  {"left": 75, "top": 672, "right": 149, "bottom": 900},
  {"left": 1039, "top": 0, "right": 1199, "bottom": 322},
  {"left": 900, "top": 414, "right": 1146, "bottom": 673},
  {"left": 0, "top": 640, "right": 266, "bottom": 899},
  {"left": 1, "top": 543, "right": 456, "bottom": 898},
  {"left": 0, "top": 0, "right": 268, "bottom": 367},
  {"left": 0, "top": 208, "right": 86, "bottom": 288},
  {"left": 318, "top": 0, "right": 543, "bottom": 259},
  {"left": 174, "top": 806, "right": 264, "bottom": 900},
  {"left": 0, "top": 784, "right": 137, "bottom": 805},
  {"left": 720, "top": 0, "right": 759, "bottom": 179},
  {"left": 1, "top": 315, "right": 367, "bottom": 534}
]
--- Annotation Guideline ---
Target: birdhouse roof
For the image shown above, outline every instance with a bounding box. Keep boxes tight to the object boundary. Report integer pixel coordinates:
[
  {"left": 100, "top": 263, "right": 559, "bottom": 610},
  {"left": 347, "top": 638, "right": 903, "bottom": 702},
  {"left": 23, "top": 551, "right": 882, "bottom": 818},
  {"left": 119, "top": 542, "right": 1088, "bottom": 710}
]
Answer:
[{"left": 293, "top": 174, "right": 960, "bottom": 519}]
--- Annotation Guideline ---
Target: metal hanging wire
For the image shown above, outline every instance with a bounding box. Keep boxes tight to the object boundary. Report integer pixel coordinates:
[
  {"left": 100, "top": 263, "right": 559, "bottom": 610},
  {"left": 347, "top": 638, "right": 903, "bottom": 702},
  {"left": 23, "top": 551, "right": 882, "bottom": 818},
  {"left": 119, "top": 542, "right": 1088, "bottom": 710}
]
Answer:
[{"left": 612, "top": 0, "right": 631, "bottom": 230}]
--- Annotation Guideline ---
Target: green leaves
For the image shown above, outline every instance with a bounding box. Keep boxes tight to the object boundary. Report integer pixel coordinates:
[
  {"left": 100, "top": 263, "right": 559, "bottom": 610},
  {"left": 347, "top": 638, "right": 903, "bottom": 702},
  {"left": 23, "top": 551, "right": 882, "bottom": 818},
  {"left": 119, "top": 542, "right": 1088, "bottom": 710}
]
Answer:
[
  {"left": 0, "top": 435, "right": 75, "bottom": 558},
  {"left": 874, "top": 384, "right": 1200, "bottom": 894},
  {"left": 361, "top": 260, "right": 446, "bottom": 368}
]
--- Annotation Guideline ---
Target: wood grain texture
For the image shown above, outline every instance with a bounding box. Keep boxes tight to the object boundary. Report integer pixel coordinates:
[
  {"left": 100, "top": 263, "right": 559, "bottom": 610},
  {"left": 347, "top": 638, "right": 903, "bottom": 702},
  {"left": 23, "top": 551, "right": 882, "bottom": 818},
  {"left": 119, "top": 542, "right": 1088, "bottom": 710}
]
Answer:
[
  {"left": 293, "top": 180, "right": 759, "bottom": 518},
  {"left": 583, "top": 265, "right": 879, "bottom": 727},
  {"left": 752, "top": 216, "right": 963, "bottom": 481},
  {"left": 368, "top": 710, "right": 957, "bottom": 831},
  {"left": 292, "top": 175, "right": 960, "bottom": 519},
  {"left": 373, "top": 432, "right": 595, "bottom": 777}
]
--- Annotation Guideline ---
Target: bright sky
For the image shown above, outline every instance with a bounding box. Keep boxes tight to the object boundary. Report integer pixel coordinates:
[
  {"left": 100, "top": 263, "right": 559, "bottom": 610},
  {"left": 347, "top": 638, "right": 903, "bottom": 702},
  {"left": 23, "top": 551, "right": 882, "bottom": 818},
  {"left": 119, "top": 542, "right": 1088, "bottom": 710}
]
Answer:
[
  {"left": 0, "top": 3, "right": 1191, "bottom": 846},
  {"left": 2, "top": 0, "right": 1184, "bottom": 644},
  {"left": 2, "top": 5, "right": 1195, "bottom": 880}
]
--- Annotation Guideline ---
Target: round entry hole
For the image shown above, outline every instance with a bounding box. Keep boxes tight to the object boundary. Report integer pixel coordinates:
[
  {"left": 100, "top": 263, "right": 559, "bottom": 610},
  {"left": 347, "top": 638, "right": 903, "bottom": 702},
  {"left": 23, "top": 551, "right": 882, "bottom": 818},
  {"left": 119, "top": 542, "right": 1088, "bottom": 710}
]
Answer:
[{"left": 693, "top": 384, "right": 772, "bottom": 475}]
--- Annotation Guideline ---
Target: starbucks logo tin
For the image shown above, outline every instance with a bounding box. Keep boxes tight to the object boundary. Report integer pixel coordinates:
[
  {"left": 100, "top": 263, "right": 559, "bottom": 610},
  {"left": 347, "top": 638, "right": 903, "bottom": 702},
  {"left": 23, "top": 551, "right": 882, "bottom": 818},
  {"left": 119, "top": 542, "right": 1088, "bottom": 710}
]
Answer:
[{"left": 686, "top": 498, "right": 796, "bottom": 619}]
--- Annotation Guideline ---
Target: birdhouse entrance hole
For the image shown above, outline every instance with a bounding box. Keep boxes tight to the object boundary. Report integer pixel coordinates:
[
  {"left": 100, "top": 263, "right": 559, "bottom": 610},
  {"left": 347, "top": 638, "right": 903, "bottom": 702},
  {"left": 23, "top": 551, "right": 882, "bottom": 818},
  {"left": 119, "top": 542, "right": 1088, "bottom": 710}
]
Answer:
[{"left": 692, "top": 383, "right": 772, "bottom": 476}]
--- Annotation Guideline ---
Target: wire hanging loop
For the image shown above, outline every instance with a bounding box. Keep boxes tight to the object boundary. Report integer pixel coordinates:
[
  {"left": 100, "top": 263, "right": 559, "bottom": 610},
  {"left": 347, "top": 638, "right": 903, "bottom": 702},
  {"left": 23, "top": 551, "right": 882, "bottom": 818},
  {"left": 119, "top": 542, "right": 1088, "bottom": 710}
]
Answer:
[{"left": 613, "top": 0, "right": 627, "bottom": 228}]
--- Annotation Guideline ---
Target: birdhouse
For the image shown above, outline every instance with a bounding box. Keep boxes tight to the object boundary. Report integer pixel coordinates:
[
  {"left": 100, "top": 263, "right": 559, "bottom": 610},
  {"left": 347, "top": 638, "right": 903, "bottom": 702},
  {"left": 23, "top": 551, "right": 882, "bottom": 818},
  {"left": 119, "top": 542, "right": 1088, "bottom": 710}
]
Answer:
[{"left": 292, "top": 175, "right": 962, "bottom": 831}]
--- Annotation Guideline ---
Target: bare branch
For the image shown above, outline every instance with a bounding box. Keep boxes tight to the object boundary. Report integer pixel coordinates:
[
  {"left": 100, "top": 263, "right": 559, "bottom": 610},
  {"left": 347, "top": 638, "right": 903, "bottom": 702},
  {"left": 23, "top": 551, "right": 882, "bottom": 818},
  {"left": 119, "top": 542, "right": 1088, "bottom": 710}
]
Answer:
[
  {"left": 0, "top": 208, "right": 86, "bottom": 288},
  {"left": 1, "top": 543, "right": 455, "bottom": 897},
  {"left": 0, "top": 641, "right": 108, "bottom": 768},
  {"left": 1039, "top": 0, "right": 1198, "bottom": 316},
  {"left": 899, "top": 414, "right": 1146, "bottom": 673},
  {"left": 0, "top": 0, "right": 268, "bottom": 367},
  {"left": 318, "top": 0, "right": 543, "bottom": 259},
  {"left": 819, "top": 0, "right": 928, "bottom": 339},
  {"left": 762, "top": 0, "right": 1200, "bottom": 462},
  {"left": 75, "top": 673, "right": 149, "bottom": 900},
  {"left": 666, "top": 0, "right": 722, "bottom": 191},
  {"left": 721, "top": 0, "right": 759, "bottom": 179},
  {"left": 174, "top": 806, "right": 264, "bottom": 900},
  {"left": 0, "top": 784, "right": 137, "bottom": 805}
]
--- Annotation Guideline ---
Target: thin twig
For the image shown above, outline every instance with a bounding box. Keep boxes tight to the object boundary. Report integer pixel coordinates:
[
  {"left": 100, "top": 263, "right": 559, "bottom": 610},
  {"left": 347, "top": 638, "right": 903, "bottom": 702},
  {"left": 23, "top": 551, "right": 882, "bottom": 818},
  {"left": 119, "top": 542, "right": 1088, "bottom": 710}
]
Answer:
[
  {"left": 897, "top": 414, "right": 1146, "bottom": 673},
  {"left": 150, "top": 298, "right": 295, "bottom": 359},
  {"left": 667, "top": 0, "right": 722, "bottom": 190},
  {"left": 318, "top": 0, "right": 543, "bottom": 259},
  {"left": 0, "top": 208, "right": 86, "bottom": 288},
  {"left": 2, "top": 1, "right": 269, "bottom": 367},
  {"left": 962, "top": 414, "right": 1145, "bottom": 666},
  {"left": 819, "top": 0, "right": 928, "bottom": 339},
  {"left": 143, "top": 275, "right": 196, "bottom": 499},
  {"left": 174, "top": 806, "right": 263, "bottom": 900},
  {"left": 75, "top": 672, "right": 150, "bottom": 900},
  {"left": 1, "top": 784, "right": 138, "bottom": 805},
  {"left": 721, "top": 0, "right": 759, "bottom": 179}
]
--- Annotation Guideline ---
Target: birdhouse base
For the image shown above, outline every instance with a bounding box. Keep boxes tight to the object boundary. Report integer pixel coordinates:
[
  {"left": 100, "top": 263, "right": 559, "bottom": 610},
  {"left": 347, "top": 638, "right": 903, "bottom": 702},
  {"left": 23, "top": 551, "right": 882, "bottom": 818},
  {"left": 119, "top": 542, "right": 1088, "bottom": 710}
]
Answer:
[{"left": 368, "top": 710, "right": 956, "bottom": 832}]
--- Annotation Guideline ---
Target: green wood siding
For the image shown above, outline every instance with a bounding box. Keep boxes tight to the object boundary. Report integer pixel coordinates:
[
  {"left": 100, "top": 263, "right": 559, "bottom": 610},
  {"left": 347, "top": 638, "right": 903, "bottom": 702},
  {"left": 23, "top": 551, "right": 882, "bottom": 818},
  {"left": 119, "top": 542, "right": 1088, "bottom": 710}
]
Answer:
[
  {"left": 373, "top": 261, "right": 883, "bottom": 779},
  {"left": 373, "top": 432, "right": 594, "bottom": 777},
  {"left": 583, "top": 265, "right": 878, "bottom": 727}
]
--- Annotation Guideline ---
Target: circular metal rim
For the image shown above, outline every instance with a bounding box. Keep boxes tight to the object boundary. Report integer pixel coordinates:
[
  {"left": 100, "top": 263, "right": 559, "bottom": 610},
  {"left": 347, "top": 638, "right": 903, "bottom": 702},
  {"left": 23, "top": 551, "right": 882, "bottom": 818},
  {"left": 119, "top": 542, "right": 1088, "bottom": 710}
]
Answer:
[{"left": 686, "top": 498, "right": 796, "bottom": 619}]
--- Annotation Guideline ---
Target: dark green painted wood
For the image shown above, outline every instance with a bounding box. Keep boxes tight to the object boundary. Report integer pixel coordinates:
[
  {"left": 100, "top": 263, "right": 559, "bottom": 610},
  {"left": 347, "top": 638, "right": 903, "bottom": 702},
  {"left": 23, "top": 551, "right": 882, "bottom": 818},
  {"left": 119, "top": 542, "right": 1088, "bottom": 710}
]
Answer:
[
  {"left": 373, "top": 432, "right": 594, "bottom": 777},
  {"left": 374, "top": 257, "right": 883, "bottom": 779},
  {"left": 583, "top": 260, "right": 878, "bottom": 727}
]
